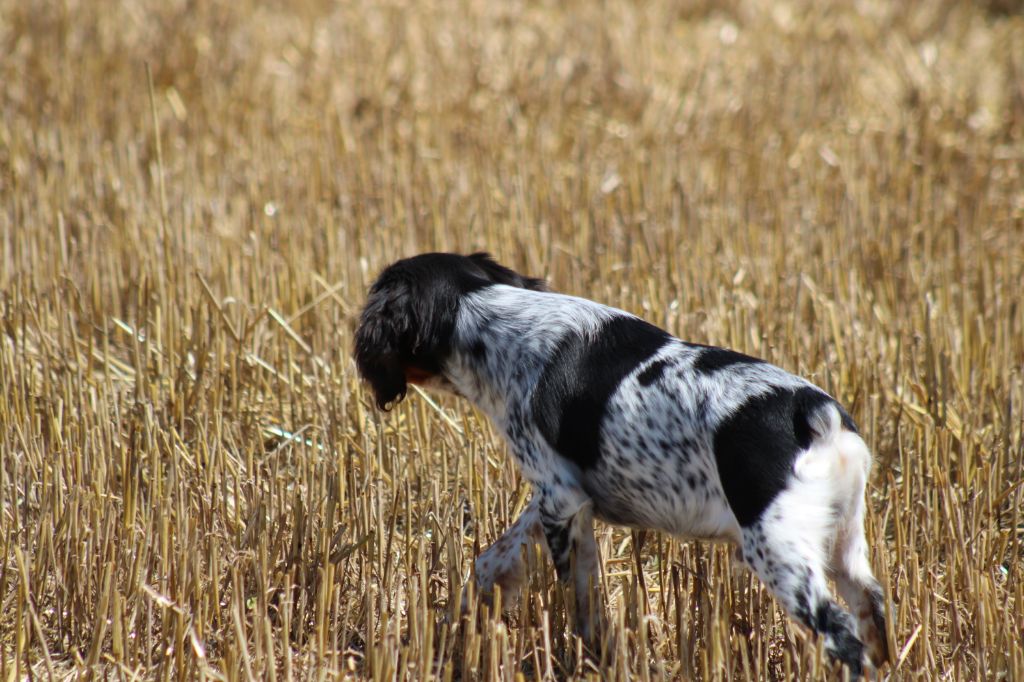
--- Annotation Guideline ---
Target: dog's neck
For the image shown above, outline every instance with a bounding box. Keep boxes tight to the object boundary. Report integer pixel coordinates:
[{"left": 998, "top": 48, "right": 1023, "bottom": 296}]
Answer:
[{"left": 439, "top": 285, "right": 614, "bottom": 428}]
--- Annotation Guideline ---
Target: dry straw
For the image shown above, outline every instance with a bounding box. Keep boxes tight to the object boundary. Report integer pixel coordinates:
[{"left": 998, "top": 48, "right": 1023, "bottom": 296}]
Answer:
[{"left": 1, "top": 0, "right": 1022, "bottom": 679}]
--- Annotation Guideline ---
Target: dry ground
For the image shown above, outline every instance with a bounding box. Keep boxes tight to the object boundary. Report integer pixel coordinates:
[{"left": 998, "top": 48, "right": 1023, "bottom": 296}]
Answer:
[{"left": 2, "top": 0, "right": 1023, "bottom": 679}]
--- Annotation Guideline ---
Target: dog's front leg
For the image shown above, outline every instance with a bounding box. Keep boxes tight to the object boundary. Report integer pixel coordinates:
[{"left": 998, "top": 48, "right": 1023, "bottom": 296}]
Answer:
[
  {"left": 538, "top": 490, "right": 602, "bottom": 650},
  {"left": 472, "top": 495, "right": 545, "bottom": 610}
]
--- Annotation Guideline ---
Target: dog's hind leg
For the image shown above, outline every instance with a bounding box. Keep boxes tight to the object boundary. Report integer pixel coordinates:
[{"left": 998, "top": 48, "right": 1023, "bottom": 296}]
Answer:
[
  {"left": 832, "top": 520, "right": 889, "bottom": 670},
  {"left": 828, "top": 432, "right": 890, "bottom": 669},
  {"left": 739, "top": 429, "right": 870, "bottom": 677},
  {"left": 741, "top": 500, "right": 866, "bottom": 677}
]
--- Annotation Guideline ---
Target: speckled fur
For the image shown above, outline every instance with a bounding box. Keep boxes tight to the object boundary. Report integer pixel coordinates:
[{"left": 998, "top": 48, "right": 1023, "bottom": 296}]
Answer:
[{"left": 355, "top": 253, "right": 890, "bottom": 675}]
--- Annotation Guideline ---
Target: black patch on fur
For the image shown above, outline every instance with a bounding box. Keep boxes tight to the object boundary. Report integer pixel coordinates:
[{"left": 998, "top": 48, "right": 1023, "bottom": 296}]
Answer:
[
  {"left": 814, "top": 601, "right": 865, "bottom": 676},
  {"left": 791, "top": 388, "right": 836, "bottom": 449},
  {"left": 533, "top": 316, "right": 670, "bottom": 469},
  {"left": 839, "top": 406, "right": 859, "bottom": 433},
  {"left": 637, "top": 359, "right": 671, "bottom": 386},
  {"left": 713, "top": 386, "right": 836, "bottom": 526},
  {"left": 539, "top": 512, "right": 572, "bottom": 581},
  {"left": 688, "top": 344, "right": 765, "bottom": 374},
  {"left": 793, "top": 571, "right": 813, "bottom": 625},
  {"left": 466, "top": 252, "right": 547, "bottom": 291},
  {"left": 354, "top": 252, "right": 545, "bottom": 410}
]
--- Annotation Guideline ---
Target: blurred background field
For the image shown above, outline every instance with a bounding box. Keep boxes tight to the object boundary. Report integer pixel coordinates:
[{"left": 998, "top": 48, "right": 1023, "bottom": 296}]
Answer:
[{"left": 1, "top": 0, "right": 1023, "bottom": 679}]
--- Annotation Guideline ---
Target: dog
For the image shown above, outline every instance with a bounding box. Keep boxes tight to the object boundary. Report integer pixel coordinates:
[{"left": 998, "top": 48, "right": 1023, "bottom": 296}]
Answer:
[{"left": 353, "top": 252, "right": 890, "bottom": 675}]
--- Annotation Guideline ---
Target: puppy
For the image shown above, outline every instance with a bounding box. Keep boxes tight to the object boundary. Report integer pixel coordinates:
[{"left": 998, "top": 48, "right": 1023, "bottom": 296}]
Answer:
[{"left": 354, "top": 252, "right": 889, "bottom": 675}]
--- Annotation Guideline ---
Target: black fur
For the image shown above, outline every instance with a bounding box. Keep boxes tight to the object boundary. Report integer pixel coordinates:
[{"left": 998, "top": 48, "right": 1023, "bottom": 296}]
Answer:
[
  {"left": 713, "top": 386, "right": 835, "bottom": 526},
  {"left": 532, "top": 316, "right": 670, "bottom": 469},
  {"left": 354, "top": 252, "right": 545, "bottom": 409},
  {"left": 839, "top": 407, "right": 859, "bottom": 434},
  {"left": 814, "top": 601, "right": 866, "bottom": 676},
  {"left": 689, "top": 345, "right": 765, "bottom": 374},
  {"left": 637, "top": 358, "right": 672, "bottom": 386}
]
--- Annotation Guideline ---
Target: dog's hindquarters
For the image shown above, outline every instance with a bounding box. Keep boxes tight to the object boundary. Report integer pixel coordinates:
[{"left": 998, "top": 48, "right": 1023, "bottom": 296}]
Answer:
[{"left": 734, "top": 399, "right": 887, "bottom": 675}]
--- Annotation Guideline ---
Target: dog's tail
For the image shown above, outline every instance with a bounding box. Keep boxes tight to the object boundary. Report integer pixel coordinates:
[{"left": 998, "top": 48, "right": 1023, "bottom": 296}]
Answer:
[{"left": 794, "top": 395, "right": 871, "bottom": 499}]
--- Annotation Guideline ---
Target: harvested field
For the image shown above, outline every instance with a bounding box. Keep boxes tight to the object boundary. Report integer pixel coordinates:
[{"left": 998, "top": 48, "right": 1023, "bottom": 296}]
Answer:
[{"left": 1, "top": 0, "right": 1022, "bottom": 679}]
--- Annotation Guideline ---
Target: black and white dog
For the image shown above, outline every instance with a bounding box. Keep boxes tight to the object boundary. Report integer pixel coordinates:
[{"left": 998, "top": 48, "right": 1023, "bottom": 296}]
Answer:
[{"left": 354, "top": 252, "right": 889, "bottom": 675}]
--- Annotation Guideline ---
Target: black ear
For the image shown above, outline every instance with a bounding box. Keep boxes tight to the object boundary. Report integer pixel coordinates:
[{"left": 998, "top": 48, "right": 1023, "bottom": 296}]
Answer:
[
  {"left": 468, "top": 252, "right": 548, "bottom": 291},
  {"left": 354, "top": 266, "right": 459, "bottom": 410},
  {"left": 353, "top": 282, "right": 412, "bottom": 410}
]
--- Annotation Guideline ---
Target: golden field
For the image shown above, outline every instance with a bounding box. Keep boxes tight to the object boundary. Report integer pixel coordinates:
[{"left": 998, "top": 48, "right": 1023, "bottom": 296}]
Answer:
[{"left": 1, "top": 0, "right": 1022, "bottom": 679}]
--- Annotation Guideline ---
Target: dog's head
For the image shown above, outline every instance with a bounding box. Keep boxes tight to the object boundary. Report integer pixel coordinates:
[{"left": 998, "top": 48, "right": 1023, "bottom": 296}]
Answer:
[{"left": 354, "top": 252, "right": 546, "bottom": 410}]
